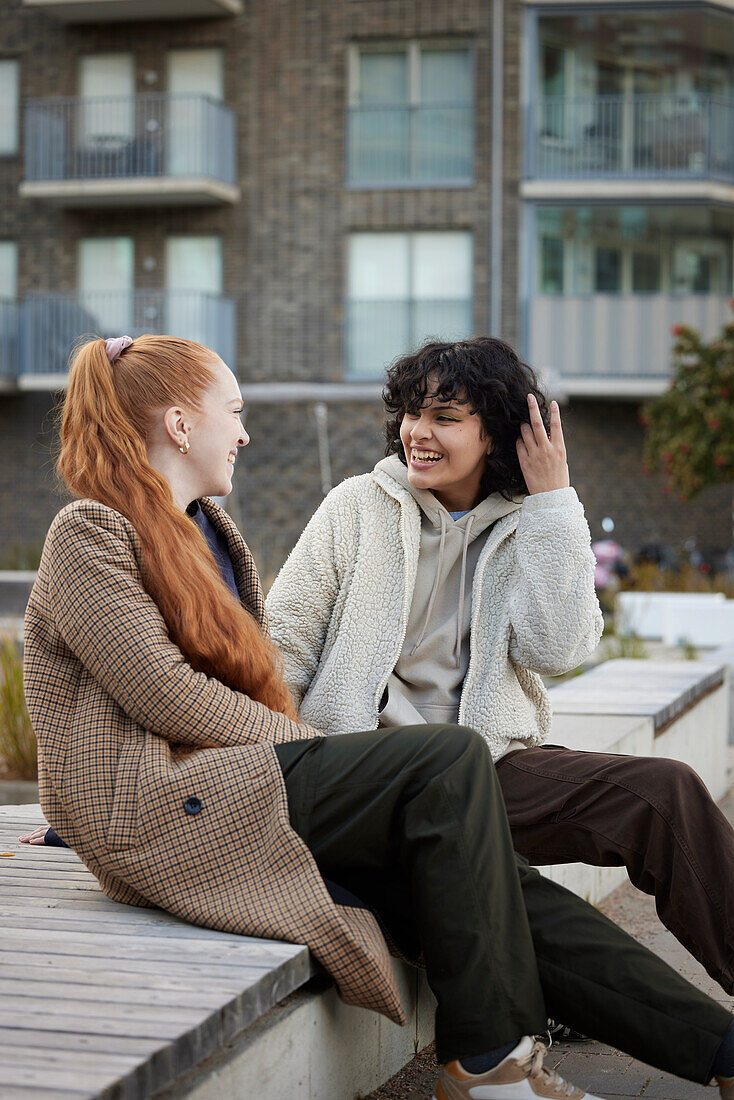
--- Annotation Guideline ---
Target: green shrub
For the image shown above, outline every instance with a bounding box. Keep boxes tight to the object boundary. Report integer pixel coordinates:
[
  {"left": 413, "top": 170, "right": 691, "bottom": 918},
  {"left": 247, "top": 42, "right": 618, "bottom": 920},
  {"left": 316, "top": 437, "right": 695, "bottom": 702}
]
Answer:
[{"left": 0, "top": 636, "right": 37, "bottom": 780}]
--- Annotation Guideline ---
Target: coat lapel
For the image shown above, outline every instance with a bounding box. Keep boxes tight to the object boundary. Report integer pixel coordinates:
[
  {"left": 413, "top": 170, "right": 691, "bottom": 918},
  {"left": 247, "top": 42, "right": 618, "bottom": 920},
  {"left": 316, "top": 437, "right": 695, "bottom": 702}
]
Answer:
[{"left": 198, "top": 498, "right": 267, "bottom": 631}]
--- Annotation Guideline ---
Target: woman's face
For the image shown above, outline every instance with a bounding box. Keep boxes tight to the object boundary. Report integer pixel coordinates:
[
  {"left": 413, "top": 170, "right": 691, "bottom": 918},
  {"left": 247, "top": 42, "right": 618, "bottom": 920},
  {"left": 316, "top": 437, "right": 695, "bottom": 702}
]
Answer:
[
  {"left": 398, "top": 390, "right": 492, "bottom": 511},
  {"left": 188, "top": 359, "right": 249, "bottom": 498}
]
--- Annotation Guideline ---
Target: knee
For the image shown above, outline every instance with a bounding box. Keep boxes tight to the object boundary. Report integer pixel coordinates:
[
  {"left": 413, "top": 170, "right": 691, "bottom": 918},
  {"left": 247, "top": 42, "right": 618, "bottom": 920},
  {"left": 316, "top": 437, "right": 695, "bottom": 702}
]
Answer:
[
  {"left": 638, "top": 757, "right": 710, "bottom": 807},
  {"left": 421, "top": 724, "right": 492, "bottom": 775}
]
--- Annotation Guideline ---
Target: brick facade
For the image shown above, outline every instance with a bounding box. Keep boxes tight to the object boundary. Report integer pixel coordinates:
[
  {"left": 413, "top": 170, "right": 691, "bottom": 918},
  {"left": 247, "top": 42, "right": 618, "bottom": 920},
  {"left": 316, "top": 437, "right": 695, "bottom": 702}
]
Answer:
[{"left": 0, "top": 0, "right": 731, "bottom": 580}]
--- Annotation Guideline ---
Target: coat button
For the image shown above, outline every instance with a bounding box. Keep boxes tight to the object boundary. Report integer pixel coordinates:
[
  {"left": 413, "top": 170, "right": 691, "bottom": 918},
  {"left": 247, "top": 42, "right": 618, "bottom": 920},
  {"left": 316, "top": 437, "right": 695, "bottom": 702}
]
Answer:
[{"left": 184, "top": 796, "right": 202, "bottom": 816}]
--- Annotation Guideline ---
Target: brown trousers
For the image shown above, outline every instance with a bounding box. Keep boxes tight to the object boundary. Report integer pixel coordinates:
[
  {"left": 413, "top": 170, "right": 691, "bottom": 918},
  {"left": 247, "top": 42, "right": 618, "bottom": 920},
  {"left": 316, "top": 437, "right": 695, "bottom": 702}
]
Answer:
[{"left": 496, "top": 745, "right": 734, "bottom": 994}]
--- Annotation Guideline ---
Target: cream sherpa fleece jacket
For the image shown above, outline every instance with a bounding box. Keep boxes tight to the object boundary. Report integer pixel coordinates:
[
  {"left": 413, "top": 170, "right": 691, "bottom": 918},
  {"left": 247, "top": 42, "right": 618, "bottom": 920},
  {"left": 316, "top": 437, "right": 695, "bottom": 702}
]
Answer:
[{"left": 266, "top": 462, "right": 604, "bottom": 760}]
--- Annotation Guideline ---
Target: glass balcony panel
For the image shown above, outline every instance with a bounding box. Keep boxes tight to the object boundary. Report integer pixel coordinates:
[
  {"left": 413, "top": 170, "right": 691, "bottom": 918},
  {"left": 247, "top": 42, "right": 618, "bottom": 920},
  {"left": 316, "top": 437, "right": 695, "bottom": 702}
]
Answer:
[
  {"left": 528, "top": 95, "right": 734, "bottom": 182},
  {"left": 348, "top": 104, "right": 473, "bottom": 185},
  {"left": 0, "top": 301, "right": 20, "bottom": 381},
  {"left": 528, "top": 294, "right": 732, "bottom": 383},
  {"left": 347, "top": 107, "right": 410, "bottom": 185},
  {"left": 414, "top": 107, "right": 473, "bottom": 183},
  {"left": 24, "top": 93, "right": 237, "bottom": 188},
  {"left": 345, "top": 297, "right": 472, "bottom": 380},
  {"left": 345, "top": 300, "right": 411, "bottom": 380},
  {"left": 18, "top": 291, "right": 236, "bottom": 380}
]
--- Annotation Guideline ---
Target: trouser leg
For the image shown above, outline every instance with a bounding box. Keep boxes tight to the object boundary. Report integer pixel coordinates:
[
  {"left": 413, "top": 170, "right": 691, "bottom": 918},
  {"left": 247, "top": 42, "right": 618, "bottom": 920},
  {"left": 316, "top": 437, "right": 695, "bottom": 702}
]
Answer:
[
  {"left": 497, "top": 745, "right": 734, "bottom": 993},
  {"left": 275, "top": 724, "right": 547, "bottom": 1061},
  {"left": 516, "top": 861, "right": 732, "bottom": 1084}
]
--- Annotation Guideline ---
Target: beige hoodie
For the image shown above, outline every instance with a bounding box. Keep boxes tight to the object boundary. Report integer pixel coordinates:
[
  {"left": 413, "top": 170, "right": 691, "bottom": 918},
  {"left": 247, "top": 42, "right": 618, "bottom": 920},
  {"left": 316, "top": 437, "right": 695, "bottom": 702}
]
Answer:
[{"left": 377, "top": 455, "right": 522, "bottom": 729}]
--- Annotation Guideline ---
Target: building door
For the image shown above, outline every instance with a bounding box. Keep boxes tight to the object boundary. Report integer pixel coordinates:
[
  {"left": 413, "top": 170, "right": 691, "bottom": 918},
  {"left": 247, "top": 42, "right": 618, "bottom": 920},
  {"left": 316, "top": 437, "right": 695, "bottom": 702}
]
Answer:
[
  {"left": 166, "top": 49, "right": 223, "bottom": 176},
  {"left": 165, "top": 235, "right": 222, "bottom": 347},
  {"left": 78, "top": 237, "right": 134, "bottom": 334},
  {"left": 78, "top": 54, "right": 135, "bottom": 154}
]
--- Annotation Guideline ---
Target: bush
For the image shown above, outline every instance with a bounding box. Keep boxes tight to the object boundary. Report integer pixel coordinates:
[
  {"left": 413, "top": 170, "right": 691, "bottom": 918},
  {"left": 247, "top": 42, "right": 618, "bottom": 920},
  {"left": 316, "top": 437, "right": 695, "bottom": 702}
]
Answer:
[{"left": 0, "top": 636, "right": 37, "bottom": 781}]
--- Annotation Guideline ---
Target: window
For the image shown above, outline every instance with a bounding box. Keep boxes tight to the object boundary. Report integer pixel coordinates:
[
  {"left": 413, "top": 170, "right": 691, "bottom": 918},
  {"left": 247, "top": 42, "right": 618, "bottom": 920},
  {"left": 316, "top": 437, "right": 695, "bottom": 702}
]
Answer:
[
  {"left": 0, "top": 61, "right": 19, "bottom": 155},
  {"left": 78, "top": 54, "right": 135, "bottom": 150},
  {"left": 165, "top": 235, "right": 223, "bottom": 346},
  {"left": 0, "top": 242, "right": 17, "bottom": 299},
  {"left": 167, "top": 50, "right": 224, "bottom": 176},
  {"left": 346, "top": 231, "right": 472, "bottom": 379},
  {"left": 78, "top": 237, "right": 134, "bottom": 333},
  {"left": 540, "top": 237, "right": 564, "bottom": 294},
  {"left": 347, "top": 43, "right": 473, "bottom": 186}
]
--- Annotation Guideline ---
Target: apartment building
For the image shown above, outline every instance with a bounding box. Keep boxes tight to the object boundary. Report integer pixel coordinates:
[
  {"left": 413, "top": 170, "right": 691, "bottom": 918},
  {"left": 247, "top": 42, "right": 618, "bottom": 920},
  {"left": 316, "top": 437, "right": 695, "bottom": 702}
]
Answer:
[{"left": 0, "top": 0, "right": 731, "bottom": 580}]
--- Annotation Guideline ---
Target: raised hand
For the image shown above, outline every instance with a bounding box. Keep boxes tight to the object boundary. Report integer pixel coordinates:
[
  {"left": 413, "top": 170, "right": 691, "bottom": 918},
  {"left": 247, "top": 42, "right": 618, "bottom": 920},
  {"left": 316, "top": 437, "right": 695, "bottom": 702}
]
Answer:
[{"left": 516, "top": 394, "right": 570, "bottom": 495}]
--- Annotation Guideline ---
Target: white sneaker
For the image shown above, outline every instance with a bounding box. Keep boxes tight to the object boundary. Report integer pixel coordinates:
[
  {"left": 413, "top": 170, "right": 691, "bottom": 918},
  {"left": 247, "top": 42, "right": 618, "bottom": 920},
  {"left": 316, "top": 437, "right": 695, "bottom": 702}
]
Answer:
[{"left": 433, "top": 1036, "right": 606, "bottom": 1099}]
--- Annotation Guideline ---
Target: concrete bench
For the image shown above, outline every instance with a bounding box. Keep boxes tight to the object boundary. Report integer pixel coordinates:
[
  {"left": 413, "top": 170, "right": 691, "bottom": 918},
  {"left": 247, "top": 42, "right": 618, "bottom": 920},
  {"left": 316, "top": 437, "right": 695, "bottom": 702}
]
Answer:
[{"left": 0, "top": 658, "right": 728, "bottom": 1099}]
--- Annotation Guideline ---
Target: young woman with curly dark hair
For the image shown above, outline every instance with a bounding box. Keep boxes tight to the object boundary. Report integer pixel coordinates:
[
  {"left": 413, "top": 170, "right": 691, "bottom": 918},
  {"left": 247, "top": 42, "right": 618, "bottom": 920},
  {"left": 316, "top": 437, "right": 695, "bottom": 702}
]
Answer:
[{"left": 267, "top": 335, "right": 734, "bottom": 1011}]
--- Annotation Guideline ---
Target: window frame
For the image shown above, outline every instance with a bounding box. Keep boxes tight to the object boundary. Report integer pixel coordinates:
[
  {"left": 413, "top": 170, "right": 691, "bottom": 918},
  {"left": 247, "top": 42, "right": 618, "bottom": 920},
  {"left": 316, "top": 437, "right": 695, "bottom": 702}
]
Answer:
[
  {"left": 0, "top": 59, "right": 20, "bottom": 158},
  {"left": 346, "top": 38, "right": 475, "bottom": 190}
]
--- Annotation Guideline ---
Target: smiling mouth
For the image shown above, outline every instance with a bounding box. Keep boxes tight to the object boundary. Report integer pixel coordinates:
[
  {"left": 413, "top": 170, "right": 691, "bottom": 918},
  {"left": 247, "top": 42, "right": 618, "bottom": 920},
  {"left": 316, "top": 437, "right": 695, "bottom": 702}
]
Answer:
[{"left": 411, "top": 449, "right": 444, "bottom": 466}]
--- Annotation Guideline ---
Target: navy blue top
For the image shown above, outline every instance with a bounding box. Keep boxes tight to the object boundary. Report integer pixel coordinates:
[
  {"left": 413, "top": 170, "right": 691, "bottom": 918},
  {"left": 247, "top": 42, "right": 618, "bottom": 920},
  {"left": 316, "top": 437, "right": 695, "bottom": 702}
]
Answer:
[{"left": 187, "top": 500, "right": 240, "bottom": 601}]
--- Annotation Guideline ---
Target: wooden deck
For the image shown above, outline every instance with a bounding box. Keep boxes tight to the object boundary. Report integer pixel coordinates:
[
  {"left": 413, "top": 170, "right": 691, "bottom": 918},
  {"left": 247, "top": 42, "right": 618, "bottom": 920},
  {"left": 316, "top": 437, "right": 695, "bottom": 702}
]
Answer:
[{"left": 0, "top": 804, "right": 314, "bottom": 1099}]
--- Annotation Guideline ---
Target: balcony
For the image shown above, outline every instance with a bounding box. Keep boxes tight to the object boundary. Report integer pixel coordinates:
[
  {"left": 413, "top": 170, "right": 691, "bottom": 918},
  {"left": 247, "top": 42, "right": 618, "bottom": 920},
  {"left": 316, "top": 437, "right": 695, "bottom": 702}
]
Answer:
[
  {"left": 20, "top": 94, "right": 239, "bottom": 207},
  {"left": 523, "top": 95, "right": 734, "bottom": 202},
  {"left": 345, "top": 297, "right": 472, "bottom": 379},
  {"left": 346, "top": 104, "right": 474, "bottom": 188},
  {"left": 527, "top": 293, "right": 732, "bottom": 397},
  {"left": 22, "top": 0, "right": 242, "bottom": 22},
  {"left": 0, "top": 302, "right": 21, "bottom": 392},
  {"left": 5, "top": 290, "right": 235, "bottom": 390}
]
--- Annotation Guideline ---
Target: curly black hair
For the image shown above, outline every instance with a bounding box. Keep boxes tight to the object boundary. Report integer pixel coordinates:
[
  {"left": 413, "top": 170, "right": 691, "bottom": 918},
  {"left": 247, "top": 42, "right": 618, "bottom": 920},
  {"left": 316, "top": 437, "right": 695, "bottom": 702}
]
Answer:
[{"left": 383, "top": 336, "right": 550, "bottom": 500}]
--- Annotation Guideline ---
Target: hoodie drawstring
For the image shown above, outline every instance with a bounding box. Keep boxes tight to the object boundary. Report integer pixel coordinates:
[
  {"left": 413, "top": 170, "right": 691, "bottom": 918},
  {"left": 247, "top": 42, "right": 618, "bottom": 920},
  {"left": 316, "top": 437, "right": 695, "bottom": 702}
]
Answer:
[
  {"left": 410, "top": 509, "right": 447, "bottom": 656},
  {"left": 454, "top": 514, "right": 474, "bottom": 668}
]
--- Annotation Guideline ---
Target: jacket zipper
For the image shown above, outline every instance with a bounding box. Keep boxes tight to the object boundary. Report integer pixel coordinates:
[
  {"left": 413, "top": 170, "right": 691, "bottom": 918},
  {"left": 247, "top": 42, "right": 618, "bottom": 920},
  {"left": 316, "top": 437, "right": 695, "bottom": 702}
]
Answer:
[
  {"left": 371, "top": 493, "right": 419, "bottom": 729},
  {"left": 458, "top": 516, "right": 519, "bottom": 727}
]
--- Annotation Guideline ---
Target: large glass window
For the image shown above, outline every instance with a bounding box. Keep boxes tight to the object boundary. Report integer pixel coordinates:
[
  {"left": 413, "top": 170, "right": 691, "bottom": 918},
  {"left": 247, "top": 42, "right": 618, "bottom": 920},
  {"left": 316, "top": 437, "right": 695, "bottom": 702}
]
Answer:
[
  {"left": 346, "top": 231, "right": 472, "bottom": 379},
  {"left": 78, "top": 237, "right": 134, "bottom": 332},
  {"left": 347, "top": 43, "right": 473, "bottom": 186},
  {"left": 534, "top": 206, "right": 733, "bottom": 296},
  {"left": 0, "top": 61, "right": 19, "bottom": 155},
  {"left": 165, "top": 235, "right": 223, "bottom": 347},
  {"left": 0, "top": 242, "right": 17, "bottom": 299}
]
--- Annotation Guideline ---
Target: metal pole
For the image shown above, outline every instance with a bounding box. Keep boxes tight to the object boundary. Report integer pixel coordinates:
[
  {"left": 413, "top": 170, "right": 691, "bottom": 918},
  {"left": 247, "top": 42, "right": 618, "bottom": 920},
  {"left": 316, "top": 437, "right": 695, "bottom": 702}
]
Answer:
[
  {"left": 313, "top": 401, "right": 333, "bottom": 497},
  {"left": 490, "top": 0, "right": 504, "bottom": 335}
]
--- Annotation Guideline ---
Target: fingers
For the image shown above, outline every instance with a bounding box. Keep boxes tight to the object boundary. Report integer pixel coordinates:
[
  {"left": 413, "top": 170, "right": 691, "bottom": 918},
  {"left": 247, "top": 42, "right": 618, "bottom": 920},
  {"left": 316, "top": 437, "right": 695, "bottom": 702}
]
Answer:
[
  {"left": 18, "top": 826, "right": 47, "bottom": 845},
  {"left": 526, "top": 393, "right": 548, "bottom": 446},
  {"left": 548, "top": 399, "right": 566, "bottom": 450}
]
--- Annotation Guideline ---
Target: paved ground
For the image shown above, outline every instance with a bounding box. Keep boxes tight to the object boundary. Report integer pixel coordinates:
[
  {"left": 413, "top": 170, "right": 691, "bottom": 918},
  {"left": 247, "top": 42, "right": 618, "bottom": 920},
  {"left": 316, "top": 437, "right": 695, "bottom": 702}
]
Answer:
[{"left": 367, "top": 786, "right": 734, "bottom": 1100}]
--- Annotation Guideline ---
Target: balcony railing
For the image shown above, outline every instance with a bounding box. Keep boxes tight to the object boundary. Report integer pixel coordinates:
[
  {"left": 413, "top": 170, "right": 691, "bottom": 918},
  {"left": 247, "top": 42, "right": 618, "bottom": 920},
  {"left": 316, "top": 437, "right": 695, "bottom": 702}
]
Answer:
[
  {"left": 0, "top": 301, "right": 20, "bottom": 383},
  {"left": 526, "top": 95, "right": 734, "bottom": 181},
  {"left": 12, "top": 291, "right": 235, "bottom": 381},
  {"left": 346, "top": 104, "right": 474, "bottom": 186},
  {"left": 528, "top": 293, "right": 732, "bottom": 387},
  {"left": 22, "top": 0, "right": 242, "bottom": 23},
  {"left": 22, "top": 93, "right": 238, "bottom": 205},
  {"left": 345, "top": 298, "right": 472, "bottom": 379}
]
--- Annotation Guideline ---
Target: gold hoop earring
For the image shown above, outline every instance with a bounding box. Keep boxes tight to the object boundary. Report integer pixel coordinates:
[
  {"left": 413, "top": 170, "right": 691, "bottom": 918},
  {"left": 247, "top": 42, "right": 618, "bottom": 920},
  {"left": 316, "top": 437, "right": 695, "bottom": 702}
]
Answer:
[{"left": 179, "top": 439, "right": 190, "bottom": 455}]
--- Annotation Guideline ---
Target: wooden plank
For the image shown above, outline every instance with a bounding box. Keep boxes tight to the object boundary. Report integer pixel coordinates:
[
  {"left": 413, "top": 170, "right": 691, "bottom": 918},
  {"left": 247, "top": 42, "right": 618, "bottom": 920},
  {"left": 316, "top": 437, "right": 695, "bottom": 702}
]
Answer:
[
  {"left": 0, "top": 927, "right": 306, "bottom": 963},
  {"left": 1, "top": 1063, "right": 124, "bottom": 1092},
  {"left": 0, "top": 1087, "right": 88, "bottom": 1100},
  {"left": 0, "top": 977, "right": 244, "bottom": 1010},
  {"left": 0, "top": 1006, "right": 203, "bottom": 1040},
  {"left": 0, "top": 1027, "right": 167, "bottom": 1058},
  {"left": 0, "top": 878, "right": 104, "bottom": 893},
  {"left": 0, "top": 1046, "right": 140, "bottom": 1074},
  {"left": 0, "top": 950, "right": 298, "bottom": 981},
  {"left": 0, "top": 910, "right": 305, "bottom": 943},
  {"left": 0, "top": 960, "right": 266, "bottom": 992},
  {"left": 0, "top": 994, "right": 208, "bottom": 1026}
]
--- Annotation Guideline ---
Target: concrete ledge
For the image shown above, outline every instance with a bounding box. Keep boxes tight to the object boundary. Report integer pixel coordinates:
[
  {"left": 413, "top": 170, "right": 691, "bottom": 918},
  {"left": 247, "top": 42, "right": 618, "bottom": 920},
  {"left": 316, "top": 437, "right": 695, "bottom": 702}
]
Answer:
[{"left": 19, "top": 178, "right": 241, "bottom": 207}]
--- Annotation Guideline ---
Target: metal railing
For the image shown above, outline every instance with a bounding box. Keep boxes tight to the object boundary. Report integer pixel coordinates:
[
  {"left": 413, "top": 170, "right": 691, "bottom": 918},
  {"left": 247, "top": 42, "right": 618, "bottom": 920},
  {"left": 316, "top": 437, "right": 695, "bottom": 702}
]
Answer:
[
  {"left": 14, "top": 290, "right": 236, "bottom": 378},
  {"left": 526, "top": 95, "right": 734, "bottom": 181},
  {"left": 346, "top": 103, "right": 474, "bottom": 185},
  {"left": 0, "top": 300, "right": 20, "bottom": 380},
  {"left": 345, "top": 297, "right": 472, "bottom": 379},
  {"left": 24, "top": 93, "right": 237, "bottom": 185},
  {"left": 527, "top": 293, "right": 732, "bottom": 380}
]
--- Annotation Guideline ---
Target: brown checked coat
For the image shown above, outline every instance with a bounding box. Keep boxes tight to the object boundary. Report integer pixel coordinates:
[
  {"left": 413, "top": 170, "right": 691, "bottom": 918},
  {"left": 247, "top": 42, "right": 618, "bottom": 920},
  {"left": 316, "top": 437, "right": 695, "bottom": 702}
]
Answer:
[{"left": 23, "top": 496, "right": 405, "bottom": 1024}]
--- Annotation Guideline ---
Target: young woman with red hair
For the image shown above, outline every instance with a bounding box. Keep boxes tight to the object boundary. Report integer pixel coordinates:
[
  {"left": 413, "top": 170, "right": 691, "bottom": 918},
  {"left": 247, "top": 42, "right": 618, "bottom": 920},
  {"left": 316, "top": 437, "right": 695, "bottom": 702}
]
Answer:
[{"left": 21, "top": 335, "right": 734, "bottom": 1100}]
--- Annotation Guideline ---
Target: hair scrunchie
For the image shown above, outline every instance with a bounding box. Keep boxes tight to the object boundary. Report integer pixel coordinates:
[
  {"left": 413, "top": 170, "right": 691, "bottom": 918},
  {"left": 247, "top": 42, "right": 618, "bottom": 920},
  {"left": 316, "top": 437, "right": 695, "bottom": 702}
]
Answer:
[{"left": 105, "top": 335, "right": 134, "bottom": 363}]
